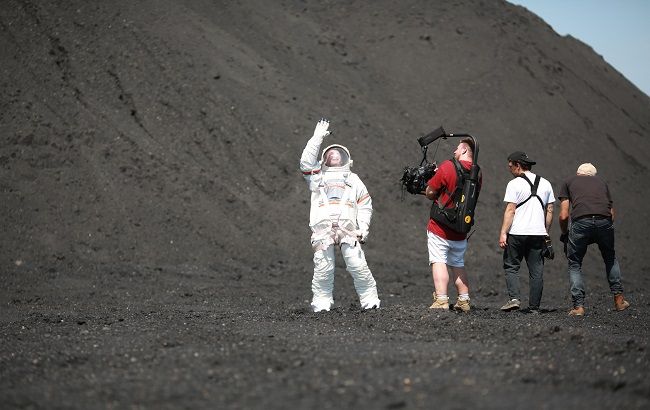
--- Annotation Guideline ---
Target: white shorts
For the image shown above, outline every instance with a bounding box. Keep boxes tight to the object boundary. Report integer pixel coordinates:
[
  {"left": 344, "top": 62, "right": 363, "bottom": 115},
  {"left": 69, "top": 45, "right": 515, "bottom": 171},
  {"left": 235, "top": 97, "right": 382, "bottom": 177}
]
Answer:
[{"left": 427, "top": 231, "right": 467, "bottom": 267}]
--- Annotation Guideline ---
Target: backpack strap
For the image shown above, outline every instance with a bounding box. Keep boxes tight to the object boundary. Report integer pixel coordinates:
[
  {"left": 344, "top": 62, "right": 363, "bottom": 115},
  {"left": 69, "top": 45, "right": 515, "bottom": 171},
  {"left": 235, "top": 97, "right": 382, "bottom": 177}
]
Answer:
[
  {"left": 515, "top": 175, "right": 544, "bottom": 209},
  {"left": 436, "top": 158, "right": 467, "bottom": 209}
]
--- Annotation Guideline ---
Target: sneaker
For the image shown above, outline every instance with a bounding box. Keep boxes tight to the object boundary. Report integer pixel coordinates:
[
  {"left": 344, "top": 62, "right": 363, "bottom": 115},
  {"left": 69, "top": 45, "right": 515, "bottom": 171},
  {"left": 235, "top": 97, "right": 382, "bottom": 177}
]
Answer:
[
  {"left": 453, "top": 298, "right": 471, "bottom": 313},
  {"left": 500, "top": 299, "right": 521, "bottom": 311},
  {"left": 429, "top": 293, "right": 449, "bottom": 310},
  {"left": 568, "top": 306, "right": 585, "bottom": 316}
]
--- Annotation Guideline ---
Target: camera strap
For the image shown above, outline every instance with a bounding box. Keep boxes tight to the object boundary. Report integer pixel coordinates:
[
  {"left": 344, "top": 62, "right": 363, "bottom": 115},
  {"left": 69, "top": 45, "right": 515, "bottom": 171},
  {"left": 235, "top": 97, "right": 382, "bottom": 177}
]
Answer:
[{"left": 420, "top": 145, "right": 429, "bottom": 166}]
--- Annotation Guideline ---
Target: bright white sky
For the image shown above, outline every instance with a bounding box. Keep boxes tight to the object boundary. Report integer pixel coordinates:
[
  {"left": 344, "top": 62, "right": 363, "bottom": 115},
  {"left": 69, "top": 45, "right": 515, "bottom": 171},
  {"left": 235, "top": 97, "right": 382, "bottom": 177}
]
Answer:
[{"left": 508, "top": 0, "right": 650, "bottom": 97}]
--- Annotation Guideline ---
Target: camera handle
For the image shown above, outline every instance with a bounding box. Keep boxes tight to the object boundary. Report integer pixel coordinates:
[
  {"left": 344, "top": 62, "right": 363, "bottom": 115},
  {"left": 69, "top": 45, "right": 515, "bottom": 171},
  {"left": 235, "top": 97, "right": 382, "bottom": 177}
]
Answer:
[{"left": 418, "top": 125, "right": 479, "bottom": 171}]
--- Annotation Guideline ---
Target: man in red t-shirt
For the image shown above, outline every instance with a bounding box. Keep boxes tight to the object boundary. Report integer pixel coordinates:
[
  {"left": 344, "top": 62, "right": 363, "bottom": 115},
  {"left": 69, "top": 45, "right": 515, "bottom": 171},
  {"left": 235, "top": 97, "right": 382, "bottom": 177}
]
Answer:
[{"left": 424, "top": 137, "right": 476, "bottom": 312}]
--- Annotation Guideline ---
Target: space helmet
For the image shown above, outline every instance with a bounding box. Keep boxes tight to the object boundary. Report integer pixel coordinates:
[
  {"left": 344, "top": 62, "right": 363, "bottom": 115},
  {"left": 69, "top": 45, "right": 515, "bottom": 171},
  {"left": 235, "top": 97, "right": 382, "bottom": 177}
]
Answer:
[{"left": 321, "top": 144, "right": 353, "bottom": 171}]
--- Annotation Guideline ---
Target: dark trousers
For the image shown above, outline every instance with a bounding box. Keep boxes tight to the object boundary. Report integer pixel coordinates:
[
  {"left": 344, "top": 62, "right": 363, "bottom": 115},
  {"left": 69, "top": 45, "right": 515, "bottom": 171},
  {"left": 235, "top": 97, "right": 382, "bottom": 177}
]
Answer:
[
  {"left": 567, "top": 217, "right": 623, "bottom": 308},
  {"left": 503, "top": 234, "right": 545, "bottom": 309}
]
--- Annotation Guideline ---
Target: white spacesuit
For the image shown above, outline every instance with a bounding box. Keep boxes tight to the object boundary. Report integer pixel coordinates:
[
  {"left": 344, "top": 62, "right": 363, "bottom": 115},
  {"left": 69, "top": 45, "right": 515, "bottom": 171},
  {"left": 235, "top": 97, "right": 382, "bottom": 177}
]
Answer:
[{"left": 300, "top": 118, "right": 381, "bottom": 312}]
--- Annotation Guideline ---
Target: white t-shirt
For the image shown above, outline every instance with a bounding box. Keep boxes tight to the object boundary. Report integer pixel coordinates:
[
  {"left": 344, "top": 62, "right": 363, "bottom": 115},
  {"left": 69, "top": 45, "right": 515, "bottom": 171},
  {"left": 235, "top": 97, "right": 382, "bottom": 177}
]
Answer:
[{"left": 504, "top": 171, "right": 555, "bottom": 235}]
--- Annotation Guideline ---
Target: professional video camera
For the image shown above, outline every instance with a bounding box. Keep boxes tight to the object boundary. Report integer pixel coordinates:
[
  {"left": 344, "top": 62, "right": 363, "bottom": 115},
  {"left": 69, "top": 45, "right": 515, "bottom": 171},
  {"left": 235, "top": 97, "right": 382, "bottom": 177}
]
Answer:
[
  {"left": 400, "top": 126, "right": 447, "bottom": 195},
  {"left": 400, "top": 160, "right": 437, "bottom": 195}
]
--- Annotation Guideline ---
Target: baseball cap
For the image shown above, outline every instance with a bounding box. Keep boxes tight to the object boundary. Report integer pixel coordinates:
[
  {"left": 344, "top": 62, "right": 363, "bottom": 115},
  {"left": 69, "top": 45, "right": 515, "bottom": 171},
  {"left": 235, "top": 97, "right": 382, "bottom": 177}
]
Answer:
[{"left": 507, "top": 151, "right": 536, "bottom": 165}]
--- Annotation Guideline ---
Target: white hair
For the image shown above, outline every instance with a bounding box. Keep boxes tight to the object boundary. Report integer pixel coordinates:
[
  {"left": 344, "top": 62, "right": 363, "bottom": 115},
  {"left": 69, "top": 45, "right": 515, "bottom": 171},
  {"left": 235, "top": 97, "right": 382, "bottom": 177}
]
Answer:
[{"left": 577, "top": 163, "right": 597, "bottom": 176}]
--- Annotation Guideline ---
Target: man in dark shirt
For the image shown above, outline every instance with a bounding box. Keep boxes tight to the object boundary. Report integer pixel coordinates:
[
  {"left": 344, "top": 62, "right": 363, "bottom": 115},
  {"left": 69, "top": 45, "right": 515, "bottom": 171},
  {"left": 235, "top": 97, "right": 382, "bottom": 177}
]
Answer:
[{"left": 558, "top": 163, "right": 630, "bottom": 316}]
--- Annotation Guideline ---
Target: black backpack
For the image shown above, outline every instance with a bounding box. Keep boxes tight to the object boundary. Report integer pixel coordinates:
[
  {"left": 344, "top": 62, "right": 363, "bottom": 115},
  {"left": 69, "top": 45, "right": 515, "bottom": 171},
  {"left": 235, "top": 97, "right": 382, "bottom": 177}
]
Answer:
[{"left": 430, "top": 158, "right": 481, "bottom": 234}]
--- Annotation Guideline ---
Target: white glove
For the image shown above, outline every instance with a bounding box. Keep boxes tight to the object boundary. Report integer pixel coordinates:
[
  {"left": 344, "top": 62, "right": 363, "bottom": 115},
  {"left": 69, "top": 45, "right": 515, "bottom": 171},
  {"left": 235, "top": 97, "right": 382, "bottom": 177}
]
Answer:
[{"left": 312, "top": 118, "right": 331, "bottom": 140}]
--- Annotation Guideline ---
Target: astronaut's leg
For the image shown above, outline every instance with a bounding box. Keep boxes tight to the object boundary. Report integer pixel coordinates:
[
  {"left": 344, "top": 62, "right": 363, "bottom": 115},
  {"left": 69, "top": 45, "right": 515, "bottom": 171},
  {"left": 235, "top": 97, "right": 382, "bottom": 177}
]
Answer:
[
  {"left": 341, "top": 243, "right": 380, "bottom": 309},
  {"left": 311, "top": 245, "right": 336, "bottom": 312}
]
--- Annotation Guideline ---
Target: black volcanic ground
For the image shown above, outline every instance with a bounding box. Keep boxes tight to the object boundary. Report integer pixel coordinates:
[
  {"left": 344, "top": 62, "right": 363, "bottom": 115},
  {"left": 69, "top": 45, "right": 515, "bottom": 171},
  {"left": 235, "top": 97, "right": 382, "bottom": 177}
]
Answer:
[{"left": 1, "top": 0, "right": 650, "bottom": 408}]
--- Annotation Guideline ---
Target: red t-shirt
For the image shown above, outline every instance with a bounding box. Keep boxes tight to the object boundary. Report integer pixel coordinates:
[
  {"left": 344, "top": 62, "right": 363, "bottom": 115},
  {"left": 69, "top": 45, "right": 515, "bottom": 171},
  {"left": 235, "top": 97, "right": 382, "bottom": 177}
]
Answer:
[{"left": 427, "top": 159, "right": 473, "bottom": 241}]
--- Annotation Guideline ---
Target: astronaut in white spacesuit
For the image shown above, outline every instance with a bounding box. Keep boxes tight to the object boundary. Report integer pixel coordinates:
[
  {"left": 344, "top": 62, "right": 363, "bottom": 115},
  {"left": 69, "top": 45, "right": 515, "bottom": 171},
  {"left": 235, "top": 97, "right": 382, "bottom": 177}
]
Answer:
[{"left": 300, "top": 118, "right": 380, "bottom": 312}]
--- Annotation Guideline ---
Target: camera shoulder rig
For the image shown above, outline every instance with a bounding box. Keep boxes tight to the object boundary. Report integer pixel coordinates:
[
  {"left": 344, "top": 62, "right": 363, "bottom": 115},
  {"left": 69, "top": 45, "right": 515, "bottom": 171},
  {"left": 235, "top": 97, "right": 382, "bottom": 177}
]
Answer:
[{"left": 400, "top": 125, "right": 482, "bottom": 234}]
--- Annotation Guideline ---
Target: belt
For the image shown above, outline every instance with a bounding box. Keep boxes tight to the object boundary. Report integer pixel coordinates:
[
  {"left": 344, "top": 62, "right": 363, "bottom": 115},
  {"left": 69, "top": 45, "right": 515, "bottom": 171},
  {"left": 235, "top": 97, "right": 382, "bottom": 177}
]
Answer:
[{"left": 574, "top": 214, "right": 611, "bottom": 221}]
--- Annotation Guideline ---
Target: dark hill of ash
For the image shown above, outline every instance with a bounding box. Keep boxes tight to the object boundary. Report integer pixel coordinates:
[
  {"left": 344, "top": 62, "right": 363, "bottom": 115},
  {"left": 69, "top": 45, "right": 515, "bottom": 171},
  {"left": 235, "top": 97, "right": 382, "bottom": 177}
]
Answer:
[{"left": 1, "top": 1, "right": 649, "bottom": 408}]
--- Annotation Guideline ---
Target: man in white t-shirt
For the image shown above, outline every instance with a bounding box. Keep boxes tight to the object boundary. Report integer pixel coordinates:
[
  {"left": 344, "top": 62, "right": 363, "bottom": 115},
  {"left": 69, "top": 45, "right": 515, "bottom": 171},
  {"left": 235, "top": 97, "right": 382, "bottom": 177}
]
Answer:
[{"left": 498, "top": 151, "right": 555, "bottom": 313}]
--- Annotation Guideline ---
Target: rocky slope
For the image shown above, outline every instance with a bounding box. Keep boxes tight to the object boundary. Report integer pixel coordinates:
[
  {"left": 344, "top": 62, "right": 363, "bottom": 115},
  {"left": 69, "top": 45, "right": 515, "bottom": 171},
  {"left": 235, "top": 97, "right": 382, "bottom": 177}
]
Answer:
[{"left": 1, "top": 0, "right": 649, "bottom": 408}]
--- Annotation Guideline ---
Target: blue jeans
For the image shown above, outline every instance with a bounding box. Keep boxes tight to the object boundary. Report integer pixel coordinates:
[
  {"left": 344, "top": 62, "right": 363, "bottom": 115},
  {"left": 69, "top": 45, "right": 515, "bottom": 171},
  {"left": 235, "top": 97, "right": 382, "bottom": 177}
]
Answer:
[
  {"left": 567, "top": 217, "right": 623, "bottom": 308},
  {"left": 503, "top": 234, "right": 545, "bottom": 309}
]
